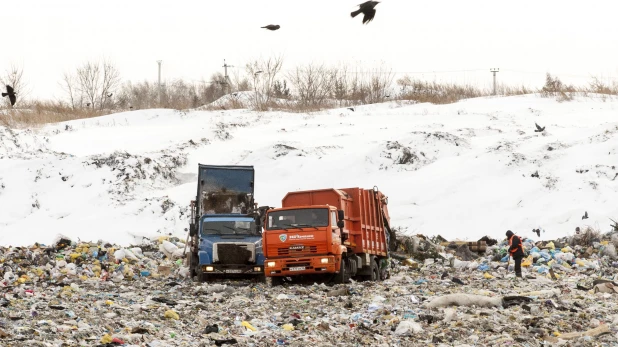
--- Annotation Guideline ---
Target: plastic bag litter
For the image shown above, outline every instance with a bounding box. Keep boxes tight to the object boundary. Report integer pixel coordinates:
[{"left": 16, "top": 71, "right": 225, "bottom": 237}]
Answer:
[
  {"left": 394, "top": 320, "right": 423, "bottom": 335},
  {"left": 602, "top": 244, "right": 617, "bottom": 259},
  {"left": 424, "top": 294, "right": 502, "bottom": 308}
]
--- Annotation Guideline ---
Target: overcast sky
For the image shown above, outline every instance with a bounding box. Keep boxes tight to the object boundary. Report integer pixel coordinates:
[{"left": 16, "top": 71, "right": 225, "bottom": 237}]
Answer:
[{"left": 2, "top": 0, "right": 617, "bottom": 101}]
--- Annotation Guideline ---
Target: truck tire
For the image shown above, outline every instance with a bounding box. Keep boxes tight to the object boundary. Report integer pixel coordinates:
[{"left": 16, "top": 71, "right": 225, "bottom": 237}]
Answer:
[
  {"left": 188, "top": 251, "right": 198, "bottom": 279},
  {"left": 271, "top": 276, "right": 284, "bottom": 286},
  {"left": 332, "top": 258, "right": 349, "bottom": 284},
  {"left": 370, "top": 259, "right": 380, "bottom": 281},
  {"left": 198, "top": 271, "right": 209, "bottom": 283}
]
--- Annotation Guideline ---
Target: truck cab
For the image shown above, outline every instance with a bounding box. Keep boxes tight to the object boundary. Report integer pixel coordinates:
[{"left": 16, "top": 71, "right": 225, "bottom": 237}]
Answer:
[
  {"left": 262, "top": 187, "right": 391, "bottom": 285},
  {"left": 263, "top": 206, "right": 345, "bottom": 276},
  {"left": 187, "top": 165, "right": 266, "bottom": 282}
]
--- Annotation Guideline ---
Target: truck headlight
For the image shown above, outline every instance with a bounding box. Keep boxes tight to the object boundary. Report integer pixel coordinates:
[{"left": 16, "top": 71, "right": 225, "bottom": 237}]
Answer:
[
  {"left": 205, "top": 266, "right": 214, "bottom": 272},
  {"left": 253, "top": 267, "right": 262, "bottom": 272},
  {"left": 320, "top": 258, "right": 329, "bottom": 264},
  {"left": 267, "top": 261, "right": 276, "bottom": 267}
]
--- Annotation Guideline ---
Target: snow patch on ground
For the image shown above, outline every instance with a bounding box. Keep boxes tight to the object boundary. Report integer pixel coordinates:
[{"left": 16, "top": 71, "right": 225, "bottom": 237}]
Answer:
[{"left": 1, "top": 94, "right": 618, "bottom": 246}]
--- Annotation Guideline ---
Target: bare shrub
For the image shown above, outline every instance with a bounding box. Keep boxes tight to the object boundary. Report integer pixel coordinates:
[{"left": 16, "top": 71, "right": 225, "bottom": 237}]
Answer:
[
  {"left": 397, "top": 77, "right": 486, "bottom": 104},
  {"left": 2, "top": 100, "right": 107, "bottom": 127},
  {"left": 287, "top": 63, "right": 335, "bottom": 110},
  {"left": 245, "top": 55, "right": 284, "bottom": 111},
  {"left": 588, "top": 77, "right": 618, "bottom": 96},
  {"left": 365, "top": 63, "right": 395, "bottom": 104},
  {"left": 272, "top": 80, "right": 290, "bottom": 99},
  {"left": 540, "top": 73, "right": 576, "bottom": 101}
]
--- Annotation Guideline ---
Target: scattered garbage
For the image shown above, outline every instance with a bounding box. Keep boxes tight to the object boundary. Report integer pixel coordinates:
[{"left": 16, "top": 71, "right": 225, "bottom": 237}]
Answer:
[{"left": 0, "top": 228, "right": 617, "bottom": 345}]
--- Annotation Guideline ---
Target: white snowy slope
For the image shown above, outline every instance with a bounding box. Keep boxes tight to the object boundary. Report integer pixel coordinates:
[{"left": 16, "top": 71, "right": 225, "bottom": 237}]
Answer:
[{"left": 0, "top": 94, "right": 617, "bottom": 247}]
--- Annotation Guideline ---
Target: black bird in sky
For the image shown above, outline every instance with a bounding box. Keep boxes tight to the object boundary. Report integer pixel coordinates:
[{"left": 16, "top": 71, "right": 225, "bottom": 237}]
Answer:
[
  {"left": 535, "top": 123, "right": 545, "bottom": 132},
  {"left": 2, "top": 85, "right": 16, "bottom": 106},
  {"left": 261, "top": 25, "right": 280, "bottom": 31},
  {"left": 351, "top": 1, "right": 380, "bottom": 25}
]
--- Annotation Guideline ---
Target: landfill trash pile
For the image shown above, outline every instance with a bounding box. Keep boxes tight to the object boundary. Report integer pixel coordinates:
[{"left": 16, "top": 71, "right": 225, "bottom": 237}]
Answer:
[{"left": 1, "top": 230, "right": 618, "bottom": 346}]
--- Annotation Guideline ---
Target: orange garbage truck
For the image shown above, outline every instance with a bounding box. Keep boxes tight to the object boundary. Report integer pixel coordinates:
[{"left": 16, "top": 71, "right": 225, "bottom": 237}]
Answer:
[{"left": 262, "top": 186, "right": 392, "bottom": 285}]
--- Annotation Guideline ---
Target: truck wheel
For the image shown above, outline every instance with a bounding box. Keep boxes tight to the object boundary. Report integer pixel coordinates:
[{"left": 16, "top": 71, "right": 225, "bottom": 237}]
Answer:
[
  {"left": 188, "top": 252, "right": 198, "bottom": 279},
  {"left": 332, "top": 258, "right": 349, "bottom": 284},
  {"left": 271, "top": 276, "right": 284, "bottom": 286},
  {"left": 199, "top": 272, "right": 210, "bottom": 283},
  {"left": 371, "top": 260, "right": 380, "bottom": 281}
]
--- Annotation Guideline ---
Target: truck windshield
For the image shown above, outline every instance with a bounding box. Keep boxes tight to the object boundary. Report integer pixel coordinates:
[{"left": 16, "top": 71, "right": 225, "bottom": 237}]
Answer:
[
  {"left": 201, "top": 220, "right": 258, "bottom": 235},
  {"left": 267, "top": 208, "right": 329, "bottom": 230}
]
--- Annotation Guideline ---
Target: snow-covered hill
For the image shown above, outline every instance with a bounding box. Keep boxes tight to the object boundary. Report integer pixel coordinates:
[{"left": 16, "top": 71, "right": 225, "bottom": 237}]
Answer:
[{"left": 1, "top": 94, "right": 617, "bottom": 246}]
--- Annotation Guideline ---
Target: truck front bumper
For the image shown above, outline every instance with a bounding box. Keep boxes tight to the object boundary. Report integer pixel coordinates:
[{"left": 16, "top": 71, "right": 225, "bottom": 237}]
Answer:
[
  {"left": 200, "top": 264, "right": 263, "bottom": 275},
  {"left": 264, "top": 255, "right": 337, "bottom": 277}
]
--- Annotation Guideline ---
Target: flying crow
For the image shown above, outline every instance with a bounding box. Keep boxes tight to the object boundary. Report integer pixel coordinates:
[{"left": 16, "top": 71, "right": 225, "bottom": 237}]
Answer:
[
  {"left": 582, "top": 211, "right": 588, "bottom": 220},
  {"left": 2, "top": 85, "right": 16, "bottom": 106},
  {"left": 351, "top": 1, "right": 379, "bottom": 24},
  {"left": 261, "top": 25, "right": 280, "bottom": 31},
  {"left": 534, "top": 123, "right": 545, "bottom": 132}
]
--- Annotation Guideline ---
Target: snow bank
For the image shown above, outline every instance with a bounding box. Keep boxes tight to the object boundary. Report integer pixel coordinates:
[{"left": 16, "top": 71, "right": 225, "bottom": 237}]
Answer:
[{"left": 1, "top": 94, "right": 617, "bottom": 246}]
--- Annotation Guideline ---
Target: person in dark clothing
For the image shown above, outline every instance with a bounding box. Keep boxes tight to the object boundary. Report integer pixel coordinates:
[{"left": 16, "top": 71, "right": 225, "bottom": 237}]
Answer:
[{"left": 506, "top": 230, "right": 524, "bottom": 278}]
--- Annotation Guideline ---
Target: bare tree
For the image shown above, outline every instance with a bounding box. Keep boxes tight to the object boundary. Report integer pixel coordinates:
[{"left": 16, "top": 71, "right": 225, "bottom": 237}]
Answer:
[
  {"left": 60, "top": 72, "right": 81, "bottom": 110},
  {"left": 287, "top": 63, "right": 335, "bottom": 109},
  {"left": 62, "top": 59, "right": 122, "bottom": 110},
  {"left": 99, "top": 60, "right": 121, "bottom": 109},
  {"left": 246, "top": 54, "right": 284, "bottom": 110},
  {"left": 366, "top": 63, "right": 395, "bottom": 104},
  {"left": 1, "top": 63, "right": 29, "bottom": 107}
]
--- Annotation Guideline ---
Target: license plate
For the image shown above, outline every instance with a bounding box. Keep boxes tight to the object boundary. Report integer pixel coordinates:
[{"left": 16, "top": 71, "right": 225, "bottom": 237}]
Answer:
[
  {"left": 225, "top": 269, "right": 243, "bottom": 273},
  {"left": 289, "top": 266, "right": 305, "bottom": 271}
]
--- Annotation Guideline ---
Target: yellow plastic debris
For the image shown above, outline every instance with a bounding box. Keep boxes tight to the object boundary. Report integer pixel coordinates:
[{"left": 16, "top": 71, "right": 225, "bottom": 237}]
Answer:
[
  {"left": 522, "top": 255, "right": 533, "bottom": 267},
  {"left": 282, "top": 324, "right": 295, "bottom": 331},
  {"left": 164, "top": 310, "right": 179, "bottom": 320},
  {"left": 547, "top": 272, "right": 560, "bottom": 279},
  {"left": 601, "top": 241, "right": 609, "bottom": 246},
  {"left": 105, "top": 300, "right": 113, "bottom": 306},
  {"left": 553, "top": 331, "right": 561, "bottom": 337},
  {"left": 100, "top": 334, "right": 113, "bottom": 344},
  {"left": 576, "top": 259, "right": 586, "bottom": 267},
  {"left": 79, "top": 275, "right": 88, "bottom": 281},
  {"left": 70, "top": 253, "right": 81, "bottom": 260},
  {"left": 241, "top": 321, "right": 257, "bottom": 331},
  {"left": 403, "top": 259, "right": 419, "bottom": 269},
  {"left": 483, "top": 272, "right": 494, "bottom": 279},
  {"left": 546, "top": 242, "right": 555, "bottom": 249}
]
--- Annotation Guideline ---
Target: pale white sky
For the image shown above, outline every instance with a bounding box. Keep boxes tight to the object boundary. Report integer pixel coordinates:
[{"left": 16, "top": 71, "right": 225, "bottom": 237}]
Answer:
[{"left": 2, "top": 0, "right": 617, "bottom": 101}]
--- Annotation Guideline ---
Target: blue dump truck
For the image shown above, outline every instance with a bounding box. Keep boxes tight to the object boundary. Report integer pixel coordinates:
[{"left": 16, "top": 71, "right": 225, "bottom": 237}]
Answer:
[{"left": 187, "top": 165, "right": 268, "bottom": 282}]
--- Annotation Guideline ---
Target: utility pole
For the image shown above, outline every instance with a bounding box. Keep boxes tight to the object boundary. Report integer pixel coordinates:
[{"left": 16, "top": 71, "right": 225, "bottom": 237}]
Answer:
[
  {"left": 157, "top": 60, "right": 162, "bottom": 106},
  {"left": 222, "top": 59, "right": 234, "bottom": 95},
  {"left": 490, "top": 68, "right": 499, "bottom": 95}
]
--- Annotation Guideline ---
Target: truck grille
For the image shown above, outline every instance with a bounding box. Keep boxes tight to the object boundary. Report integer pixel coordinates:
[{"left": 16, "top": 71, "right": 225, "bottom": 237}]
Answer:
[
  {"left": 216, "top": 244, "right": 253, "bottom": 264},
  {"left": 282, "top": 259, "right": 313, "bottom": 271},
  {"left": 277, "top": 245, "right": 319, "bottom": 256}
]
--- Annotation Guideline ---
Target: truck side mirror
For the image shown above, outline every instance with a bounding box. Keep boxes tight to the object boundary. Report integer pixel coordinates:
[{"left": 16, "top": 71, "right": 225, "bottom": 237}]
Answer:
[
  {"left": 337, "top": 210, "right": 344, "bottom": 221},
  {"left": 189, "top": 224, "right": 196, "bottom": 237},
  {"left": 337, "top": 220, "right": 345, "bottom": 229}
]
